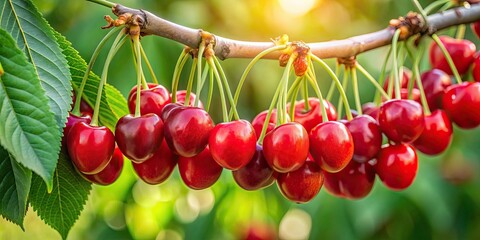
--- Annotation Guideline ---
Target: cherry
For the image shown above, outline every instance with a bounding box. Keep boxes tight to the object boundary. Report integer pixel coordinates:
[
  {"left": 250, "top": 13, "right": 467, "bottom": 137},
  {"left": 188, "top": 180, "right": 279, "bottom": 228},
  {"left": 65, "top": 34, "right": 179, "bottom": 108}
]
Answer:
[
  {"left": 62, "top": 113, "right": 91, "bottom": 147},
  {"left": 132, "top": 139, "right": 178, "bottom": 185},
  {"left": 263, "top": 122, "right": 309, "bottom": 173},
  {"left": 178, "top": 147, "right": 223, "bottom": 190},
  {"left": 82, "top": 146, "right": 124, "bottom": 185},
  {"left": 71, "top": 92, "right": 94, "bottom": 116},
  {"left": 128, "top": 83, "right": 171, "bottom": 117},
  {"left": 240, "top": 222, "right": 277, "bottom": 240},
  {"left": 344, "top": 115, "right": 382, "bottom": 163},
  {"left": 362, "top": 102, "right": 380, "bottom": 120},
  {"left": 472, "top": 21, "right": 480, "bottom": 39},
  {"left": 413, "top": 110, "right": 453, "bottom": 155},
  {"left": 383, "top": 67, "right": 412, "bottom": 90},
  {"left": 442, "top": 82, "right": 480, "bottom": 129},
  {"left": 378, "top": 99, "right": 425, "bottom": 143},
  {"left": 251, "top": 110, "right": 278, "bottom": 139},
  {"left": 276, "top": 161, "right": 324, "bottom": 203},
  {"left": 232, "top": 144, "right": 275, "bottom": 190},
  {"left": 418, "top": 69, "right": 452, "bottom": 111},
  {"left": 472, "top": 52, "right": 480, "bottom": 82},
  {"left": 429, "top": 36, "right": 476, "bottom": 75},
  {"left": 309, "top": 121, "right": 354, "bottom": 173},
  {"left": 115, "top": 114, "right": 164, "bottom": 163},
  {"left": 67, "top": 122, "right": 115, "bottom": 174},
  {"left": 323, "top": 160, "right": 375, "bottom": 199},
  {"left": 161, "top": 102, "right": 184, "bottom": 121},
  {"left": 375, "top": 144, "right": 418, "bottom": 191},
  {"left": 164, "top": 107, "right": 214, "bottom": 157},
  {"left": 209, "top": 120, "right": 256, "bottom": 170},
  {"left": 384, "top": 88, "right": 421, "bottom": 103},
  {"left": 288, "top": 97, "right": 337, "bottom": 133},
  {"left": 173, "top": 90, "right": 204, "bottom": 108}
]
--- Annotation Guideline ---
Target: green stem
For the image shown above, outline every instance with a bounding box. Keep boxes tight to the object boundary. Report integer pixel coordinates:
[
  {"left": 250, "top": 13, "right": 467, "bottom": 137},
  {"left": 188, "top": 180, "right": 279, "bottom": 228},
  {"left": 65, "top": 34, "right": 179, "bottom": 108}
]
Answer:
[
  {"left": 392, "top": 29, "right": 402, "bottom": 100},
  {"left": 140, "top": 44, "right": 159, "bottom": 84},
  {"left": 130, "top": 40, "right": 148, "bottom": 90},
  {"left": 351, "top": 67, "right": 363, "bottom": 115},
  {"left": 302, "top": 77, "right": 310, "bottom": 111},
  {"left": 326, "top": 62, "right": 341, "bottom": 101},
  {"left": 456, "top": 24, "right": 466, "bottom": 40},
  {"left": 424, "top": 0, "right": 449, "bottom": 14},
  {"left": 288, "top": 77, "right": 303, "bottom": 122},
  {"left": 412, "top": 0, "right": 429, "bottom": 26},
  {"left": 374, "top": 46, "right": 392, "bottom": 104},
  {"left": 72, "top": 27, "right": 121, "bottom": 116},
  {"left": 171, "top": 50, "right": 189, "bottom": 103},
  {"left": 356, "top": 63, "right": 390, "bottom": 100},
  {"left": 208, "top": 58, "right": 229, "bottom": 122},
  {"left": 195, "top": 43, "right": 206, "bottom": 107},
  {"left": 134, "top": 38, "right": 143, "bottom": 117},
  {"left": 213, "top": 56, "right": 240, "bottom": 120},
  {"left": 184, "top": 58, "right": 198, "bottom": 106},
  {"left": 86, "top": 0, "right": 115, "bottom": 8},
  {"left": 406, "top": 43, "right": 431, "bottom": 115},
  {"left": 431, "top": 34, "right": 462, "bottom": 83},
  {"left": 206, "top": 67, "right": 214, "bottom": 112},
  {"left": 337, "top": 68, "right": 349, "bottom": 119},
  {"left": 387, "top": 69, "right": 395, "bottom": 99},
  {"left": 306, "top": 69, "right": 328, "bottom": 123}
]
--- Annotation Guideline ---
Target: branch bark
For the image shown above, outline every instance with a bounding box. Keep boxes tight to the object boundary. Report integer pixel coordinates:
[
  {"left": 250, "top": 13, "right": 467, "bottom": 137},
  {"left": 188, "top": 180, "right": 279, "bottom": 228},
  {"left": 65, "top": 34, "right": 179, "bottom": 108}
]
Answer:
[{"left": 112, "top": 3, "right": 480, "bottom": 60}]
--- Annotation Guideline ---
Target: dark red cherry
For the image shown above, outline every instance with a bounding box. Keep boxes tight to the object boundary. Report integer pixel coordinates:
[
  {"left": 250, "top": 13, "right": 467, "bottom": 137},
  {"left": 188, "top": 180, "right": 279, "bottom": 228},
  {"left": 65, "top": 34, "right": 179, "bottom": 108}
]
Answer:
[
  {"left": 383, "top": 67, "right": 412, "bottom": 90},
  {"left": 173, "top": 90, "right": 204, "bottom": 108},
  {"left": 178, "top": 147, "right": 223, "bottom": 190},
  {"left": 413, "top": 110, "right": 453, "bottom": 155},
  {"left": 128, "top": 83, "right": 171, "bottom": 117},
  {"left": 309, "top": 121, "right": 354, "bottom": 173},
  {"left": 67, "top": 122, "right": 115, "bottom": 174},
  {"left": 82, "top": 146, "right": 124, "bottom": 185},
  {"left": 288, "top": 97, "right": 337, "bottom": 133},
  {"left": 442, "top": 82, "right": 480, "bottom": 129},
  {"left": 473, "top": 52, "right": 480, "bottom": 82},
  {"left": 323, "top": 160, "right": 375, "bottom": 199},
  {"left": 429, "top": 36, "right": 476, "bottom": 75},
  {"left": 263, "top": 122, "right": 309, "bottom": 173},
  {"left": 62, "top": 113, "right": 91, "bottom": 147},
  {"left": 418, "top": 69, "right": 452, "bottom": 111},
  {"left": 276, "top": 161, "right": 324, "bottom": 203},
  {"left": 164, "top": 107, "right": 214, "bottom": 157},
  {"left": 362, "top": 102, "right": 380, "bottom": 120},
  {"left": 251, "top": 110, "right": 278, "bottom": 139},
  {"left": 378, "top": 99, "right": 425, "bottom": 143},
  {"left": 232, "top": 144, "right": 275, "bottom": 190},
  {"left": 209, "top": 120, "right": 256, "bottom": 170},
  {"left": 71, "top": 92, "right": 94, "bottom": 116},
  {"left": 471, "top": 21, "right": 480, "bottom": 39},
  {"left": 375, "top": 144, "right": 418, "bottom": 191},
  {"left": 161, "top": 102, "right": 184, "bottom": 121},
  {"left": 345, "top": 115, "right": 382, "bottom": 163},
  {"left": 115, "top": 114, "right": 164, "bottom": 163},
  {"left": 132, "top": 139, "right": 178, "bottom": 185}
]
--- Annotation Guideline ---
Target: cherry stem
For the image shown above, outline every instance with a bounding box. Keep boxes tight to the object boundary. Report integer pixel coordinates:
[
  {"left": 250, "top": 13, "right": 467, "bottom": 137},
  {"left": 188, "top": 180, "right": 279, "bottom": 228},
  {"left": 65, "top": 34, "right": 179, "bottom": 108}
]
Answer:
[
  {"left": 195, "top": 43, "right": 206, "bottom": 107},
  {"left": 455, "top": 24, "right": 466, "bottom": 40},
  {"left": 86, "top": 0, "right": 115, "bottom": 8},
  {"left": 306, "top": 69, "right": 328, "bottom": 123},
  {"left": 140, "top": 44, "right": 159, "bottom": 84},
  {"left": 134, "top": 37, "right": 144, "bottom": 117},
  {"left": 213, "top": 56, "right": 240, "bottom": 120},
  {"left": 424, "top": 0, "right": 450, "bottom": 14},
  {"left": 208, "top": 57, "right": 229, "bottom": 122},
  {"left": 356, "top": 63, "right": 390, "bottom": 100},
  {"left": 288, "top": 77, "right": 303, "bottom": 122},
  {"left": 184, "top": 58, "right": 198, "bottom": 106},
  {"left": 310, "top": 54, "right": 352, "bottom": 120},
  {"left": 326, "top": 63, "right": 341, "bottom": 101},
  {"left": 72, "top": 27, "right": 121, "bottom": 116},
  {"left": 387, "top": 69, "right": 395, "bottom": 99},
  {"left": 286, "top": 76, "right": 303, "bottom": 100},
  {"left": 406, "top": 43, "right": 431, "bottom": 115},
  {"left": 337, "top": 68, "right": 349, "bottom": 120},
  {"left": 302, "top": 76, "right": 310, "bottom": 111},
  {"left": 91, "top": 30, "right": 126, "bottom": 126},
  {"left": 206, "top": 67, "right": 214, "bottom": 112},
  {"left": 431, "top": 34, "right": 462, "bottom": 83},
  {"left": 392, "top": 29, "right": 402, "bottom": 100},
  {"left": 171, "top": 50, "right": 189, "bottom": 103},
  {"left": 374, "top": 46, "right": 392, "bottom": 104},
  {"left": 412, "top": 0, "right": 429, "bottom": 27},
  {"left": 130, "top": 41, "right": 148, "bottom": 90},
  {"left": 351, "top": 67, "right": 363, "bottom": 115}
]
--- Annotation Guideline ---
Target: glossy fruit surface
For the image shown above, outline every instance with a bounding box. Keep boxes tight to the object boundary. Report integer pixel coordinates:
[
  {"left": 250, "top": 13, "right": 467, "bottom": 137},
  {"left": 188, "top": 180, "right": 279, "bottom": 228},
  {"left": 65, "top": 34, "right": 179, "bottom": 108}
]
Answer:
[
  {"left": 63, "top": 113, "right": 91, "bottom": 147},
  {"left": 413, "top": 110, "right": 453, "bottom": 155},
  {"left": 263, "top": 122, "right": 309, "bottom": 173},
  {"left": 362, "top": 102, "right": 380, "bottom": 120},
  {"left": 128, "top": 83, "right": 171, "bottom": 116},
  {"left": 232, "top": 144, "right": 275, "bottom": 190},
  {"left": 115, "top": 114, "right": 164, "bottom": 162},
  {"left": 473, "top": 52, "right": 480, "bottom": 82},
  {"left": 345, "top": 115, "right": 382, "bottom": 163},
  {"left": 429, "top": 36, "right": 476, "bottom": 75},
  {"left": 251, "top": 110, "right": 278, "bottom": 138},
  {"left": 277, "top": 161, "right": 324, "bottom": 203},
  {"left": 472, "top": 21, "right": 480, "bottom": 39},
  {"left": 161, "top": 102, "right": 184, "bottom": 121},
  {"left": 82, "top": 146, "right": 124, "bottom": 185},
  {"left": 378, "top": 99, "right": 425, "bottom": 143},
  {"left": 375, "top": 144, "right": 418, "bottom": 191},
  {"left": 178, "top": 147, "right": 223, "bottom": 190},
  {"left": 323, "top": 160, "right": 375, "bottom": 199},
  {"left": 309, "top": 121, "right": 354, "bottom": 173},
  {"left": 174, "top": 90, "right": 204, "bottom": 108},
  {"left": 443, "top": 82, "right": 480, "bottom": 129},
  {"left": 209, "top": 120, "right": 256, "bottom": 170},
  {"left": 67, "top": 122, "right": 115, "bottom": 174},
  {"left": 289, "top": 98, "right": 337, "bottom": 133},
  {"left": 383, "top": 67, "right": 412, "bottom": 90},
  {"left": 132, "top": 140, "right": 178, "bottom": 185},
  {"left": 419, "top": 69, "right": 452, "bottom": 110}
]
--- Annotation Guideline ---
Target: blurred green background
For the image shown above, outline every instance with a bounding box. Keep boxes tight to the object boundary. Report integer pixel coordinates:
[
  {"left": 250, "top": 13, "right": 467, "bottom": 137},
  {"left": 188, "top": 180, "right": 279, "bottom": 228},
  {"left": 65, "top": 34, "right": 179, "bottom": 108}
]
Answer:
[{"left": 1, "top": 0, "right": 480, "bottom": 239}]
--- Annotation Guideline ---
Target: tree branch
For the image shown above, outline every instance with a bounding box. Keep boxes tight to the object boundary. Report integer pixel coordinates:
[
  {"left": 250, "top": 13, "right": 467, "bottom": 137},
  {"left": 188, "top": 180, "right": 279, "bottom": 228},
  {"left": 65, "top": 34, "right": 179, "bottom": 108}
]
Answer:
[{"left": 111, "top": 3, "right": 480, "bottom": 60}]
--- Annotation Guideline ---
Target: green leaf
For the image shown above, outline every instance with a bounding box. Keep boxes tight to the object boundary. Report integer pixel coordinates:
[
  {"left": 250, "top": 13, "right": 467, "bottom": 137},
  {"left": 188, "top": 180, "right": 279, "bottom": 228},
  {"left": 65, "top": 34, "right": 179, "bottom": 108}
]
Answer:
[
  {"left": 0, "top": 28, "right": 59, "bottom": 191},
  {"left": 0, "top": 0, "right": 72, "bottom": 131},
  {"left": 53, "top": 31, "right": 129, "bottom": 130},
  {"left": 0, "top": 145, "right": 32, "bottom": 228},
  {"left": 29, "top": 151, "right": 92, "bottom": 239}
]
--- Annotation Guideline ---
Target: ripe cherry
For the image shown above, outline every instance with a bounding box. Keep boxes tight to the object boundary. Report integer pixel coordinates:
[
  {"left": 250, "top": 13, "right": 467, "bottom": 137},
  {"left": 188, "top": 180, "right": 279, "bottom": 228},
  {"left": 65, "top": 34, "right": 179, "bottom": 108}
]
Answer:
[
  {"left": 309, "top": 121, "right": 354, "bottom": 173},
  {"left": 62, "top": 113, "right": 91, "bottom": 147},
  {"left": 174, "top": 90, "right": 204, "bottom": 108},
  {"left": 375, "top": 144, "right": 418, "bottom": 191},
  {"left": 161, "top": 102, "right": 183, "bottom": 121},
  {"left": 362, "top": 102, "right": 380, "bottom": 120},
  {"left": 383, "top": 67, "right": 412, "bottom": 90},
  {"left": 344, "top": 115, "right": 382, "bottom": 163},
  {"left": 378, "top": 99, "right": 425, "bottom": 143},
  {"left": 115, "top": 114, "right": 164, "bottom": 163},
  {"left": 413, "top": 110, "right": 453, "bottom": 155},
  {"left": 178, "top": 147, "right": 223, "bottom": 190},
  {"left": 289, "top": 97, "right": 337, "bottom": 133},
  {"left": 232, "top": 144, "right": 275, "bottom": 190},
  {"left": 164, "top": 107, "right": 214, "bottom": 157},
  {"left": 323, "top": 160, "right": 375, "bottom": 199},
  {"left": 209, "top": 120, "right": 256, "bottom": 170},
  {"left": 71, "top": 92, "right": 94, "bottom": 116},
  {"left": 418, "top": 69, "right": 452, "bottom": 111},
  {"left": 251, "top": 110, "right": 278, "bottom": 138},
  {"left": 472, "top": 21, "right": 480, "bottom": 39},
  {"left": 128, "top": 83, "right": 171, "bottom": 117},
  {"left": 276, "top": 161, "right": 324, "bottom": 203},
  {"left": 429, "top": 36, "right": 476, "bottom": 75},
  {"left": 263, "top": 122, "right": 309, "bottom": 173},
  {"left": 472, "top": 52, "right": 480, "bottom": 82},
  {"left": 442, "top": 82, "right": 480, "bottom": 129},
  {"left": 67, "top": 122, "right": 115, "bottom": 174},
  {"left": 240, "top": 222, "right": 277, "bottom": 240},
  {"left": 82, "top": 146, "right": 124, "bottom": 185},
  {"left": 132, "top": 140, "right": 178, "bottom": 185}
]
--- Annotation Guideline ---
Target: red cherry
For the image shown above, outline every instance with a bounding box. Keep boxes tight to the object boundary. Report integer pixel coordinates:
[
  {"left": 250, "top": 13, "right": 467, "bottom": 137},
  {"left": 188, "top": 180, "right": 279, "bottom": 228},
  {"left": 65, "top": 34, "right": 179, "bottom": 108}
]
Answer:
[
  {"left": 67, "top": 122, "right": 115, "bottom": 174},
  {"left": 115, "top": 114, "right": 164, "bottom": 163},
  {"left": 378, "top": 99, "right": 425, "bottom": 143},
  {"left": 71, "top": 92, "right": 94, "bottom": 116},
  {"left": 382, "top": 88, "right": 421, "bottom": 104},
  {"left": 413, "top": 110, "right": 453, "bottom": 155},
  {"left": 161, "top": 102, "right": 184, "bottom": 121},
  {"left": 442, "top": 82, "right": 480, "bottom": 129},
  {"left": 309, "top": 121, "right": 354, "bottom": 173},
  {"left": 472, "top": 52, "right": 480, "bottom": 82},
  {"left": 472, "top": 21, "right": 480, "bottom": 39},
  {"left": 276, "top": 161, "right": 324, "bottom": 203},
  {"left": 209, "top": 120, "right": 256, "bottom": 170},
  {"left": 132, "top": 140, "right": 178, "bottom": 185},
  {"left": 383, "top": 67, "right": 412, "bottom": 90},
  {"left": 128, "top": 83, "right": 171, "bottom": 117},
  {"left": 232, "top": 144, "right": 275, "bottom": 190},
  {"left": 429, "top": 36, "right": 476, "bottom": 75},
  {"left": 62, "top": 113, "right": 91, "bottom": 147},
  {"left": 362, "top": 102, "right": 380, "bottom": 120},
  {"left": 173, "top": 90, "right": 204, "bottom": 108},
  {"left": 164, "top": 107, "right": 214, "bottom": 157},
  {"left": 345, "top": 115, "right": 382, "bottom": 163},
  {"left": 375, "top": 144, "right": 418, "bottom": 191},
  {"left": 323, "top": 160, "right": 375, "bottom": 199},
  {"left": 178, "top": 147, "right": 223, "bottom": 190},
  {"left": 263, "top": 122, "right": 309, "bottom": 173},
  {"left": 418, "top": 69, "right": 452, "bottom": 110},
  {"left": 240, "top": 222, "right": 277, "bottom": 240},
  {"left": 82, "top": 146, "right": 124, "bottom": 185},
  {"left": 251, "top": 110, "right": 278, "bottom": 139},
  {"left": 289, "top": 97, "right": 337, "bottom": 133}
]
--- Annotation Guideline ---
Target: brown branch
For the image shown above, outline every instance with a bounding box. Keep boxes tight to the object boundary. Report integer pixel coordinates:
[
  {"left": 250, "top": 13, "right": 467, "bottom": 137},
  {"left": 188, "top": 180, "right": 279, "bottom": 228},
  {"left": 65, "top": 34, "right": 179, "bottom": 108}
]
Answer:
[{"left": 112, "top": 4, "right": 480, "bottom": 60}]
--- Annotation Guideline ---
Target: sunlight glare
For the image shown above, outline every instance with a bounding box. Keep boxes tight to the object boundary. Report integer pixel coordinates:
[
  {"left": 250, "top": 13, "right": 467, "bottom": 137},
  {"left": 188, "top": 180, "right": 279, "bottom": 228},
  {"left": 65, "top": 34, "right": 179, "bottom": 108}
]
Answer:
[{"left": 279, "top": 0, "right": 317, "bottom": 16}]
